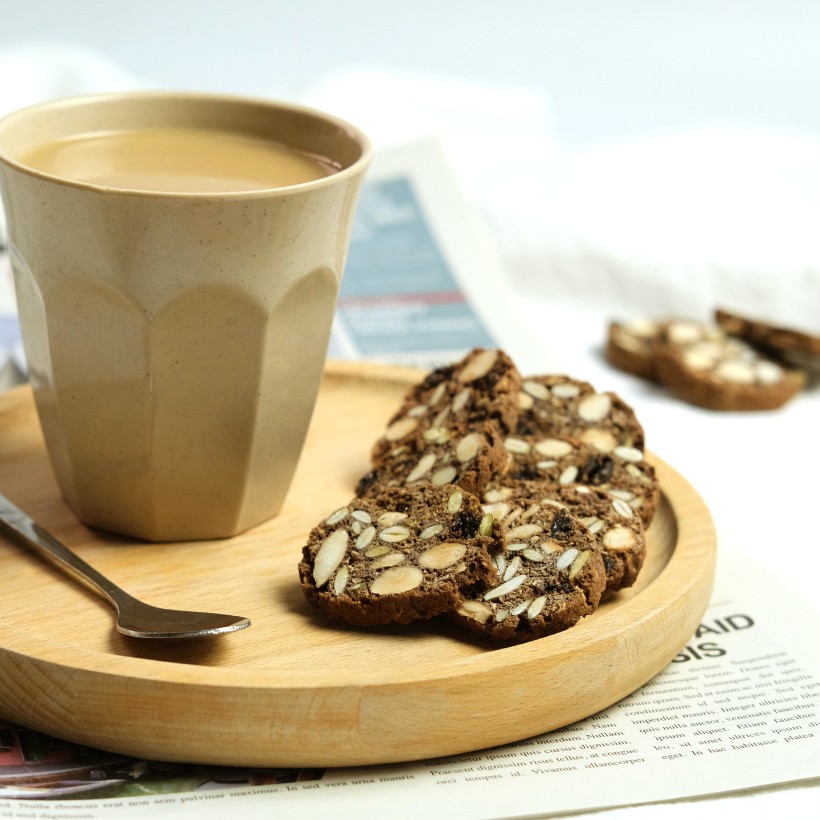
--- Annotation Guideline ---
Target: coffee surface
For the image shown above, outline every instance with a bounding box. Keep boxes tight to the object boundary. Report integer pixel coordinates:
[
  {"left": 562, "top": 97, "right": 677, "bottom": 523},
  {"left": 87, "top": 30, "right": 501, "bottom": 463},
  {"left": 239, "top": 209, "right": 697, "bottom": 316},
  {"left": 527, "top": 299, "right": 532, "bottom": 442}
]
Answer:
[{"left": 21, "top": 126, "right": 336, "bottom": 192}]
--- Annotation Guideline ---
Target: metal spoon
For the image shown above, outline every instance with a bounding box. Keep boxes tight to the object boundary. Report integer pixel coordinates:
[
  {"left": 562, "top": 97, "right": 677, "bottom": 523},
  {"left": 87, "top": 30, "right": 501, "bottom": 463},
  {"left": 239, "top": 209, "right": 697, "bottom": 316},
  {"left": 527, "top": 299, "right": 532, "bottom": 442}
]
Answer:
[{"left": 0, "top": 492, "right": 250, "bottom": 639}]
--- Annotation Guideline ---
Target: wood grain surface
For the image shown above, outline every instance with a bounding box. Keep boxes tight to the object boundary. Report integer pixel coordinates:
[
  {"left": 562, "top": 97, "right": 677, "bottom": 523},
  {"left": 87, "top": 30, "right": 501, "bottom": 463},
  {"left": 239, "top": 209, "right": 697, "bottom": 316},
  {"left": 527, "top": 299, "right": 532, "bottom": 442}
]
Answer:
[{"left": 0, "top": 361, "right": 716, "bottom": 767}]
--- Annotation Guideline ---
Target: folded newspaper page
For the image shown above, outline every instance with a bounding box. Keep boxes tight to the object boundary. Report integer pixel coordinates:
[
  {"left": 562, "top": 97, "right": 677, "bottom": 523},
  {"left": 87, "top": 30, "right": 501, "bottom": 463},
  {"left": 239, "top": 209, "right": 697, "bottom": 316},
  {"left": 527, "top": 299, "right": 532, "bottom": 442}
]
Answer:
[{"left": 327, "top": 138, "right": 554, "bottom": 374}]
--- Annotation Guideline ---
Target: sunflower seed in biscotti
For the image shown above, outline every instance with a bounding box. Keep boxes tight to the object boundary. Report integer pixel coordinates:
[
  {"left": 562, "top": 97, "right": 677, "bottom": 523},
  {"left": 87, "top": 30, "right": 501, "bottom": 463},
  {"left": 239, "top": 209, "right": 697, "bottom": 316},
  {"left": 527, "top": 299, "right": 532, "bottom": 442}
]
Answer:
[
  {"left": 370, "top": 347, "right": 522, "bottom": 461},
  {"left": 516, "top": 374, "right": 645, "bottom": 451},
  {"left": 356, "top": 421, "right": 507, "bottom": 499},
  {"left": 450, "top": 502, "right": 605, "bottom": 644},
  {"left": 715, "top": 307, "right": 820, "bottom": 374},
  {"left": 655, "top": 319, "right": 805, "bottom": 411},
  {"left": 499, "top": 434, "right": 659, "bottom": 527},
  {"left": 298, "top": 484, "right": 502, "bottom": 627},
  {"left": 537, "top": 485, "right": 645, "bottom": 599}
]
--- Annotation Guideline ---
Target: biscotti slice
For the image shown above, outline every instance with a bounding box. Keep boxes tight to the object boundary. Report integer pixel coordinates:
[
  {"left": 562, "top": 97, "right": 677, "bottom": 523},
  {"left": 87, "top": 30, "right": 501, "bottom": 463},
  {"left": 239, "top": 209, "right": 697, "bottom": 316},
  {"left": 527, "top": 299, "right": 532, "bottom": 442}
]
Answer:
[
  {"left": 356, "top": 420, "right": 507, "bottom": 499},
  {"left": 482, "top": 480, "right": 646, "bottom": 600},
  {"left": 370, "top": 347, "right": 522, "bottom": 462},
  {"left": 500, "top": 433, "right": 659, "bottom": 527},
  {"left": 450, "top": 501, "right": 606, "bottom": 644},
  {"left": 516, "top": 374, "right": 645, "bottom": 452},
  {"left": 655, "top": 318, "right": 805, "bottom": 411},
  {"left": 606, "top": 318, "right": 663, "bottom": 381},
  {"left": 299, "top": 484, "right": 501, "bottom": 627},
  {"left": 716, "top": 307, "right": 820, "bottom": 374}
]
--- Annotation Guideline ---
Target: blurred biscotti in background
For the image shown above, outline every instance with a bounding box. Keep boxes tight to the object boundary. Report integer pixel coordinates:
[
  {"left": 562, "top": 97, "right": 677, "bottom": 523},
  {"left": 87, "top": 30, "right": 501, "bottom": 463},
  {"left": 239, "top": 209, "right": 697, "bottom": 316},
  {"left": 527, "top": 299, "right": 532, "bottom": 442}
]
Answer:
[{"left": 606, "top": 309, "right": 814, "bottom": 411}]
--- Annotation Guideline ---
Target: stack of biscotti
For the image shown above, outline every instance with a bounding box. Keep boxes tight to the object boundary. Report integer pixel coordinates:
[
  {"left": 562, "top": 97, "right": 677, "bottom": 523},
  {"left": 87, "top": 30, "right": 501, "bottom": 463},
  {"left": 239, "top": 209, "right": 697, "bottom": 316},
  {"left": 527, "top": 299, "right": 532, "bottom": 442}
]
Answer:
[
  {"left": 298, "top": 348, "right": 657, "bottom": 644},
  {"left": 606, "top": 309, "right": 812, "bottom": 411}
]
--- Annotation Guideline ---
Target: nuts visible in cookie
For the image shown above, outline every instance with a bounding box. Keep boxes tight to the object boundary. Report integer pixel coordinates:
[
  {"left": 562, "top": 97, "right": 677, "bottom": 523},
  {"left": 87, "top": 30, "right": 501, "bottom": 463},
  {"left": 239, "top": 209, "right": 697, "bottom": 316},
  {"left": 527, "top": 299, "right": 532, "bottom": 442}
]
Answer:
[
  {"left": 497, "top": 434, "right": 659, "bottom": 527},
  {"left": 298, "top": 347, "right": 657, "bottom": 645},
  {"left": 356, "top": 421, "right": 508, "bottom": 499},
  {"left": 606, "top": 318, "right": 663, "bottom": 381},
  {"left": 450, "top": 502, "right": 606, "bottom": 644},
  {"left": 607, "top": 315, "right": 807, "bottom": 410},
  {"left": 482, "top": 480, "right": 646, "bottom": 599},
  {"left": 538, "top": 485, "right": 646, "bottom": 599},
  {"left": 516, "top": 373, "right": 646, "bottom": 452},
  {"left": 655, "top": 319, "right": 805, "bottom": 411},
  {"left": 370, "top": 347, "right": 522, "bottom": 462},
  {"left": 715, "top": 307, "right": 820, "bottom": 374},
  {"left": 299, "top": 484, "right": 502, "bottom": 627}
]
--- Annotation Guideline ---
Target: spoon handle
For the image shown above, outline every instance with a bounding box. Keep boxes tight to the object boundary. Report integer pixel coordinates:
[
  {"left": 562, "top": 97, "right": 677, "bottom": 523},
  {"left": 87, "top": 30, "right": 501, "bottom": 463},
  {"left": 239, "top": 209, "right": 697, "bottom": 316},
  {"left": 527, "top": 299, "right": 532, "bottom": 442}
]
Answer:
[{"left": 0, "top": 492, "right": 127, "bottom": 608}]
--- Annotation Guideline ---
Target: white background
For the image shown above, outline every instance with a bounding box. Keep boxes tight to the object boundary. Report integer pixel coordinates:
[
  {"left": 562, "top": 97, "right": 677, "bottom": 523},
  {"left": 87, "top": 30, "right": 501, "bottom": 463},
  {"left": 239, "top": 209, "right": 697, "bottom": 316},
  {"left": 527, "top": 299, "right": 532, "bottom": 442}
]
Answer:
[{"left": 1, "top": 0, "right": 819, "bottom": 148}]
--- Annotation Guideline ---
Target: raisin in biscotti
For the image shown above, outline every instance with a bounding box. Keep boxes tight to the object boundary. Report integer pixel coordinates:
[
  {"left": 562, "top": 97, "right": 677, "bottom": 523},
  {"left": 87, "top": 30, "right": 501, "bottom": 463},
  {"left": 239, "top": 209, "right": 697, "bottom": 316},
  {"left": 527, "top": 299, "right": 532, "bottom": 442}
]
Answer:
[
  {"left": 716, "top": 307, "right": 820, "bottom": 374},
  {"left": 516, "top": 374, "right": 645, "bottom": 452},
  {"left": 655, "top": 319, "right": 805, "bottom": 411},
  {"left": 356, "top": 421, "right": 507, "bottom": 498},
  {"left": 483, "top": 481, "right": 646, "bottom": 600},
  {"left": 499, "top": 433, "right": 659, "bottom": 527},
  {"left": 450, "top": 502, "right": 606, "bottom": 644},
  {"left": 299, "top": 484, "right": 501, "bottom": 627},
  {"left": 370, "top": 347, "right": 522, "bottom": 463}
]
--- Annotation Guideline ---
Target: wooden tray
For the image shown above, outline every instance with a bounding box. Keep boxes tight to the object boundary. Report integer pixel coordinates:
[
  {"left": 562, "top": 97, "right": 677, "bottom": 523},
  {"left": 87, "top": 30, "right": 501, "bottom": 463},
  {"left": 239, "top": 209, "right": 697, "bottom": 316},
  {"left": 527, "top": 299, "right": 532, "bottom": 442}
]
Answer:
[{"left": 0, "top": 361, "right": 716, "bottom": 768}]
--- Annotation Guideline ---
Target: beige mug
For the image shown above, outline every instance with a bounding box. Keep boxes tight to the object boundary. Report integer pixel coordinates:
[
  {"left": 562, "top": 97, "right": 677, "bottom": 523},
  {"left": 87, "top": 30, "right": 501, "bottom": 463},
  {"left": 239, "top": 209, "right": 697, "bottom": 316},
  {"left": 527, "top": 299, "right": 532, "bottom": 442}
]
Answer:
[{"left": 0, "top": 91, "right": 370, "bottom": 541}]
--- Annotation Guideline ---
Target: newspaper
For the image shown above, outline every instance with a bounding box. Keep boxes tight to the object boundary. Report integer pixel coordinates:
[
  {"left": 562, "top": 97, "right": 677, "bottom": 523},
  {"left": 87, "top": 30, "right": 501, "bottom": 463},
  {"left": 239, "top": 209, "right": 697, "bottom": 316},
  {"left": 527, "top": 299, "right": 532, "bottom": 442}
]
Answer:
[
  {"left": 327, "top": 138, "right": 555, "bottom": 374},
  {"left": 1, "top": 140, "right": 819, "bottom": 816}
]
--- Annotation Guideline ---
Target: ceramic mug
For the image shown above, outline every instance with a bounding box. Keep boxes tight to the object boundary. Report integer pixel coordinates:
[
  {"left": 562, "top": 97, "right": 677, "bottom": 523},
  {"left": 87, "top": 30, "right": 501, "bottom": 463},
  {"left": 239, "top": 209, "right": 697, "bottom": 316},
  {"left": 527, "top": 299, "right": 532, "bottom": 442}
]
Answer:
[{"left": 0, "top": 92, "right": 370, "bottom": 541}]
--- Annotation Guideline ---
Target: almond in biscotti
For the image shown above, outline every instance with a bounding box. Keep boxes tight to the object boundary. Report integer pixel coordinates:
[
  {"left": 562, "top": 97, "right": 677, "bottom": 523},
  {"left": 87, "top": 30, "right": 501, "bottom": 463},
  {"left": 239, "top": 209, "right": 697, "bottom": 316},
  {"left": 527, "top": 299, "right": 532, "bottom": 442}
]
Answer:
[
  {"left": 370, "top": 347, "right": 522, "bottom": 462},
  {"left": 450, "top": 502, "right": 605, "bottom": 644},
  {"left": 298, "top": 484, "right": 501, "bottom": 627},
  {"left": 605, "top": 318, "right": 664, "bottom": 381},
  {"left": 655, "top": 318, "right": 805, "bottom": 411},
  {"left": 715, "top": 307, "right": 820, "bottom": 375},
  {"left": 515, "top": 373, "right": 646, "bottom": 452}
]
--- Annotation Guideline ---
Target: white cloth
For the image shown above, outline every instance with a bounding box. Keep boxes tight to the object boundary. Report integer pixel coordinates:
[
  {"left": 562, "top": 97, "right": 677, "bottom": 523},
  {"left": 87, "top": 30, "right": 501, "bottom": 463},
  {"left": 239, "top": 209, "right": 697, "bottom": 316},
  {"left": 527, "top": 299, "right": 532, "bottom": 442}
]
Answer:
[{"left": 0, "top": 43, "right": 142, "bottom": 115}]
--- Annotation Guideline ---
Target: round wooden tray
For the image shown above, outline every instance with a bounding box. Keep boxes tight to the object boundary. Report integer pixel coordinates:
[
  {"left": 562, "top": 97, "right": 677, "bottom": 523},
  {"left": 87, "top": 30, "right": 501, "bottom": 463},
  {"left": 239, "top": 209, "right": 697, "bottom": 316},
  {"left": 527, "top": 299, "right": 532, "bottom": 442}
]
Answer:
[{"left": 0, "top": 361, "right": 716, "bottom": 768}]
